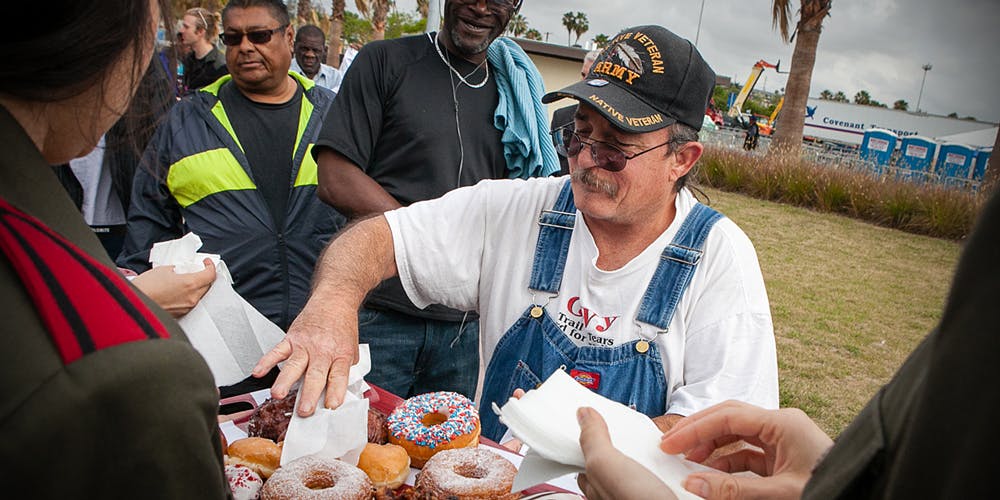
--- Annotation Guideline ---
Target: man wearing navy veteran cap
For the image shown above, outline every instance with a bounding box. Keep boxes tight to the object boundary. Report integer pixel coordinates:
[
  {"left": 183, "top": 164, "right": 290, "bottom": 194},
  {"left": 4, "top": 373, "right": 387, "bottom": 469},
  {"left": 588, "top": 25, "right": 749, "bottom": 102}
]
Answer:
[{"left": 257, "top": 25, "right": 778, "bottom": 444}]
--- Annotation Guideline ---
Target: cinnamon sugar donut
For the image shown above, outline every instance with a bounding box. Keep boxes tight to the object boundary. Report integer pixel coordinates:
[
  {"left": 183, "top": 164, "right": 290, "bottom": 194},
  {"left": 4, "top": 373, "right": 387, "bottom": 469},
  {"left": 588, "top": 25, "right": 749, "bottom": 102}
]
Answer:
[
  {"left": 259, "top": 455, "right": 373, "bottom": 500},
  {"left": 387, "top": 391, "right": 480, "bottom": 468},
  {"left": 414, "top": 448, "right": 519, "bottom": 500}
]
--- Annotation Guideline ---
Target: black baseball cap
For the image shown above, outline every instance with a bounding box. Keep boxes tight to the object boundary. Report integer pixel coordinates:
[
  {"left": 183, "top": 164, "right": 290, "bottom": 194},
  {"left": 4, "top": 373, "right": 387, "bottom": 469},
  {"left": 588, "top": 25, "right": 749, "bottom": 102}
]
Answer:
[{"left": 542, "top": 25, "right": 716, "bottom": 133}]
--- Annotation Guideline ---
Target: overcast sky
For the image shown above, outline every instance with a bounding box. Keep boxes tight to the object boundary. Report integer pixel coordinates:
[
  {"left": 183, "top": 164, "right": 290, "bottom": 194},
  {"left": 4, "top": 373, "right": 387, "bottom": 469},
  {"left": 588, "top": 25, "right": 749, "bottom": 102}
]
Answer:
[{"left": 332, "top": 0, "right": 999, "bottom": 124}]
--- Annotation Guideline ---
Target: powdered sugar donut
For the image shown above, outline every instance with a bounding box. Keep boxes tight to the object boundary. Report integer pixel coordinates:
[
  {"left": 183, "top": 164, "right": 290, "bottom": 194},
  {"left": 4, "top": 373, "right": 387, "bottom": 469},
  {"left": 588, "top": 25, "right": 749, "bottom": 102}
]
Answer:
[
  {"left": 414, "top": 448, "right": 519, "bottom": 500},
  {"left": 225, "top": 464, "right": 263, "bottom": 500},
  {"left": 387, "top": 391, "right": 480, "bottom": 468},
  {"left": 259, "top": 455, "right": 373, "bottom": 500}
]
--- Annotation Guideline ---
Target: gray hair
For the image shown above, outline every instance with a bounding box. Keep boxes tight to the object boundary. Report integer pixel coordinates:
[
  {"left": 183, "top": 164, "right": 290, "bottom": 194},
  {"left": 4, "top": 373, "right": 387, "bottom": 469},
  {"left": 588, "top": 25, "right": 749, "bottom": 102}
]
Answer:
[{"left": 665, "top": 122, "right": 700, "bottom": 192}]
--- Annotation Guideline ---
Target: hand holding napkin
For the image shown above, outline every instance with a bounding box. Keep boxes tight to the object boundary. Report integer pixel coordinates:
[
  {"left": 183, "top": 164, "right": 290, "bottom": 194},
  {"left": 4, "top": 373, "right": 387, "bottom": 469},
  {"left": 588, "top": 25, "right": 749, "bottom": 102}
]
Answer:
[
  {"left": 280, "top": 344, "right": 373, "bottom": 467},
  {"left": 149, "top": 232, "right": 286, "bottom": 386},
  {"left": 495, "top": 369, "right": 715, "bottom": 499}
]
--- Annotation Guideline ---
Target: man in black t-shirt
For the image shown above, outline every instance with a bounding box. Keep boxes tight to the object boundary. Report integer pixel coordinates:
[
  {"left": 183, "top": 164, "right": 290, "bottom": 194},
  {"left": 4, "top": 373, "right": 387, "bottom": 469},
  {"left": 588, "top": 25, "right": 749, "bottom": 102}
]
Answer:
[
  {"left": 311, "top": 0, "right": 528, "bottom": 401},
  {"left": 119, "top": 0, "right": 343, "bottom": 397}
]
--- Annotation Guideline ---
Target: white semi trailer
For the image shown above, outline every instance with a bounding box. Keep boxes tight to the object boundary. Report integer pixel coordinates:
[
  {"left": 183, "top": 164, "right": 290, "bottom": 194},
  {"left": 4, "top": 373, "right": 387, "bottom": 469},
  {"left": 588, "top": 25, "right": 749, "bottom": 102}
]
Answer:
[{"left": 799, "top": 99, "right": 995, "bottom": 148}]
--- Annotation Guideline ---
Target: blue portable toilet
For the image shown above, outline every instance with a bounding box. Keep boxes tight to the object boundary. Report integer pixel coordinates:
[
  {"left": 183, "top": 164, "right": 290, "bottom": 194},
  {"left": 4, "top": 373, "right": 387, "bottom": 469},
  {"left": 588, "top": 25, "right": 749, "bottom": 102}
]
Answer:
[
  {"left": 972, "top": 147, "right": 992, "bottom": 182},
  {"left": 897, "top": 136, "right": 937, "bottom": 182},
  {"left": 935, "top": 143, "right": 976, "bottom": 188},
  {"left": 860, "top": 128, "right": 898, "bottom": 174}
]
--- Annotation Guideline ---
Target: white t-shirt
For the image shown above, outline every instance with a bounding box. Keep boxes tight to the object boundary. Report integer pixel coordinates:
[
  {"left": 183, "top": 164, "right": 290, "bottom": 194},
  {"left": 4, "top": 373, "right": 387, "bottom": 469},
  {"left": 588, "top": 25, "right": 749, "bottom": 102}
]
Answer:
[
  {"left": 385, "top": 177, "right": 778, "bottom": 415},
  {"left": 68, "top": 135, "right": 126, "bottom": 227},
  {"left": 289, "top": 60, "right": 342, "bottom": 94}
]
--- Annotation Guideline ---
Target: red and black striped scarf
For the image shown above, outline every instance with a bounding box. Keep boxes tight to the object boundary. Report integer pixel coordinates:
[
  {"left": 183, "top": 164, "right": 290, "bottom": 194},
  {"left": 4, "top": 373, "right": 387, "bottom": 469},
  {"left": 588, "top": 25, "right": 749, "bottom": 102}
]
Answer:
[{"left": 0, "top": 196, "right": 168, "bottom": 364}]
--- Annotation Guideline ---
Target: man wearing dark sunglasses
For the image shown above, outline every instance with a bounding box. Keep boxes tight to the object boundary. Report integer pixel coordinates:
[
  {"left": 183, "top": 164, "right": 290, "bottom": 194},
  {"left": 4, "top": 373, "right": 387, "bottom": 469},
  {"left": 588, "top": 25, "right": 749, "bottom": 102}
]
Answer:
[
  {"left": 302, "top": 0, "right": 554, "bottom": 405},
  {"left": 120, "top": 0, "right": 345, "bottom": 397},
  {"left": 259, "top": 25, "right": 778, "bottom": 451}
]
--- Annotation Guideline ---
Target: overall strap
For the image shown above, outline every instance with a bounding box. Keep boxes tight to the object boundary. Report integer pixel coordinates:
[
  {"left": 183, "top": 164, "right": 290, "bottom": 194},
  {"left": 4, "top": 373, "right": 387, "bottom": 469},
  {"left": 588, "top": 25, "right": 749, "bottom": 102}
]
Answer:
[
  {"left": 636, "top": 203, "right": 724, "bottom": 330},
  {"left": 528, "top": 179, "right": 576, "bottom": 294},
  {"left": 0, "top": 197, "right": 169, "bottom": 364}
]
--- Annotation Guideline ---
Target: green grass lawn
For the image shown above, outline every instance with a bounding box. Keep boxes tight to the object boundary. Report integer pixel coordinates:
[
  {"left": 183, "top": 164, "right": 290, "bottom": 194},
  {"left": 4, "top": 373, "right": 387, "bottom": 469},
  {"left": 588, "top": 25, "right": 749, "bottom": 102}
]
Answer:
[{"left": 702, "top": 187, "right": 963, "bottom": 436}]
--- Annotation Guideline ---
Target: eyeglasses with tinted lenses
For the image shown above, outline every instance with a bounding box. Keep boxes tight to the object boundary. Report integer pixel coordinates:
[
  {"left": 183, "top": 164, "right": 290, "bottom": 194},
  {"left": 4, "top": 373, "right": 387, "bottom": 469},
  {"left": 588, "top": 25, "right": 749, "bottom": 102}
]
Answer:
[
  {"left": 219, "top": 25, "right": 287, "bottom": 46},
  {"left": 551, "top": 126, "right": 674, "bottom": 172}
]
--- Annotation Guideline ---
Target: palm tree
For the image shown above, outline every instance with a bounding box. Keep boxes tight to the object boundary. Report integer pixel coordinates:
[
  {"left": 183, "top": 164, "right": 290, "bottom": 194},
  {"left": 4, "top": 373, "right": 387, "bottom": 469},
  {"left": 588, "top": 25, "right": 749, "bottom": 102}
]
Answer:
[
  {"left": 572, "top": 12, "right": 589, "bottom": 46},
  {"left": 853, "top": 90, "right": 871, "bottom": 105},
  {"left": 593, "top": 33, "right": 610, "bottom": 49},
  {"left": 524, "top": 28, "right": 542, "bottom": 41},
  {"left": 356, "top": 0, "right": 391, "bottom": 40},
  {"left": 833, "top": 90, "right": 847, "bottom": 102},
  {"left": 562, "top": 12, "right": 576, "bottom": 45},
  {"left": 297, "top": 0, "right": 313, "bottom": 27},
  {"left": 819, "top": 89, "right": 833, "bottom": 100},
  {"left": 327, "top": 0, "right": 346, "bottom": 67},
  {"left": 893, "top": 99, "right": 909, "bottom": 111},
  {"left": 507, "top": 13, "right": 528, "bottom": 37},
  {"left": 768, "top": 0, "right": 832, "bottom": 155}
]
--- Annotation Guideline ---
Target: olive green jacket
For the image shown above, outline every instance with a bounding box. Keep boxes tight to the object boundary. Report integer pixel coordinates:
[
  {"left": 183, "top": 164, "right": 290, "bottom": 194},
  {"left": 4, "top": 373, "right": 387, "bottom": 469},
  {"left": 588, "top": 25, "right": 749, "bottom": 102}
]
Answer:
[
  {"left": 804, "top": 187, "right": 1000, "bottom": 498},
  {"left": 0, "top": 106, "right": 231, "bottom": 499}
]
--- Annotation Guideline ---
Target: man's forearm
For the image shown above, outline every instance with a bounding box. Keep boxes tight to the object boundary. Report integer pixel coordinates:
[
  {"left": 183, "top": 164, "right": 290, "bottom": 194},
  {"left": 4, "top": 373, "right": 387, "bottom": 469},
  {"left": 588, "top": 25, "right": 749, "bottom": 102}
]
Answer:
[{"left": 309, "top": 215, "right": 398, "bottom": 312}]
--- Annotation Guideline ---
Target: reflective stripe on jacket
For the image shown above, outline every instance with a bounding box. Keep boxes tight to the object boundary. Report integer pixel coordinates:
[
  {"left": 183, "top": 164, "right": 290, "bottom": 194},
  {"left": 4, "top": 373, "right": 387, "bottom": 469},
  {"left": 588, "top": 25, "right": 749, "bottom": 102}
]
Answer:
[{"left": 118, "top": 72, "right": 345, "bottom": 330}]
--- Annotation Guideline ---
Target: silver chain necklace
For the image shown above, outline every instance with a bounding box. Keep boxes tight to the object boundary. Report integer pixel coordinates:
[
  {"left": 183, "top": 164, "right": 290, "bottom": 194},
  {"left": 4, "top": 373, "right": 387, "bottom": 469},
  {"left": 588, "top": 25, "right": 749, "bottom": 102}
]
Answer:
[{"left": 429, "top": 31, "right": 489, "bottom": 89}]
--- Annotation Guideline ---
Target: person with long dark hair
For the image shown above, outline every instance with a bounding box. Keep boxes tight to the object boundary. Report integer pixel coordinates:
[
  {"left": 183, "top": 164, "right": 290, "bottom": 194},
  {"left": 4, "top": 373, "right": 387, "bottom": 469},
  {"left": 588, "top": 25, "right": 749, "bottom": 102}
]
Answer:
[{"left": 0, "top": 2, "right": 230, "bottom": 497}]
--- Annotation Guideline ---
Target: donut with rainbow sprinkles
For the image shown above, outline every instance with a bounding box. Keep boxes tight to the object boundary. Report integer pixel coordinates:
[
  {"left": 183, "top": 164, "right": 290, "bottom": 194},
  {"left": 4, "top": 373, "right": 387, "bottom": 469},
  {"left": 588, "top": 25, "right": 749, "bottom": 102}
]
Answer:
[{"left": 386, "top": 391, "right": 481, "bottom": 468}]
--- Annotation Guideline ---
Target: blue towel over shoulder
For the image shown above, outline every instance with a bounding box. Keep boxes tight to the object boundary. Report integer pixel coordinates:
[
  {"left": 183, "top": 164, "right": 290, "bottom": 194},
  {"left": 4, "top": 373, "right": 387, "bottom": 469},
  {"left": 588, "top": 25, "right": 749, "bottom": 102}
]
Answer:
[{"left": 488, "top": 37, "right": 560, "bottom": 179}]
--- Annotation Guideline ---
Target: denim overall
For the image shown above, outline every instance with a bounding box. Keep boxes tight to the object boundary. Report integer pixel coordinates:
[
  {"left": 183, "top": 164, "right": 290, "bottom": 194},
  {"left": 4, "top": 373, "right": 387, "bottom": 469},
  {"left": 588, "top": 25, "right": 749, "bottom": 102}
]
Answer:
[{"left": 480, "top": 180, "right": 724, "bottom": 441}]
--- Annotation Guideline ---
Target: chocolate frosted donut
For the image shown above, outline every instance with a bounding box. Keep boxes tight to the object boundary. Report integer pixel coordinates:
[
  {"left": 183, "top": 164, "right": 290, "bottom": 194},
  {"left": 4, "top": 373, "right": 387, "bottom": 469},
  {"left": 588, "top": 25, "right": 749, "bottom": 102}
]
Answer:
[
  {"left": 247, "top": 391, "right": 296, "bottom": 442},
  {"left": 414, "top": 448, "right": 519, "bottom": 500},
  {"left": 368, "top": 408, "right": 388, "bottom": 444},
  {"left": 260, "top": 455, "right": 373, "bottom": 500}
]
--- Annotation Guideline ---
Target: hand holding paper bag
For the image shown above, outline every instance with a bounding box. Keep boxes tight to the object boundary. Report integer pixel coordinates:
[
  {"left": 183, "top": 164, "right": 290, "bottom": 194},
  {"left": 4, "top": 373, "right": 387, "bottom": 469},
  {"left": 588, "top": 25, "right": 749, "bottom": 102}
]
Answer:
[
  {"left": 148, "top": 233, "right": 286, "bottom": 386},
  {"left": 577, "top": 406, "right": 679, "bottom": 500},
  {"left": 131, "top": 257, "right": 216, "bottom": 317},
  {"left": 495, "top": 369, "right": 714, "bottom": 500},
  {"left": 280, "top": 345, "right": 373, "bottom": 467}
]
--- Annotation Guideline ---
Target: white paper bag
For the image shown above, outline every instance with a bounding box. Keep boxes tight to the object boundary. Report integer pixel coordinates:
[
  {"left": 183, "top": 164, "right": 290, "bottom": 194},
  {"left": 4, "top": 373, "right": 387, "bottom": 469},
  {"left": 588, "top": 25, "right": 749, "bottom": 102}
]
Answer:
[
  {"left": 496, "top": 370, "right": 715, "bottom": 499},
  {"left": 149, "top": 233, "right": 286, "bottom": 386},
  {"left": 280, "top": 345, "right": 373, "bottom": 466}
]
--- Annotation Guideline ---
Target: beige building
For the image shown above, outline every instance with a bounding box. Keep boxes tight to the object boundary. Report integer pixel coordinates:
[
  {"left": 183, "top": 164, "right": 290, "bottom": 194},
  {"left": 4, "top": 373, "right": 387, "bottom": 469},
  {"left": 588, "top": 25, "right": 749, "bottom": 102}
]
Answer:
[{"left": 512, "top": 38, "right": 589, "bottom": 123}]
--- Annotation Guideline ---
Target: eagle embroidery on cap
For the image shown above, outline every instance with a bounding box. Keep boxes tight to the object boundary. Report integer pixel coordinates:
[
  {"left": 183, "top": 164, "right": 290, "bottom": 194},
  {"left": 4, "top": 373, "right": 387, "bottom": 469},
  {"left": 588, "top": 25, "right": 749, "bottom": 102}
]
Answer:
[{"left": 611, "top": 42, "right": 644, "bottom": 75}]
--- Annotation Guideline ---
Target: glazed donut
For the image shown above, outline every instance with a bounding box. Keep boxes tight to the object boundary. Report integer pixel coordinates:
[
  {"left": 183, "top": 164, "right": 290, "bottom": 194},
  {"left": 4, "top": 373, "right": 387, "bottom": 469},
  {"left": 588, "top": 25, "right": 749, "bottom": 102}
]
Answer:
[
  {"left": 226, "top": 437, "right": 282, "bottom": 479},
  {"left": 248, "top": 391, "right": 296, "bottom": 442},
  {"left": 225, "top": 464, "right": 263, "bottom": 500},
  {"left": 357, "top": 442, "right": 411, "bottom": 490},
  {"left": 387, "top": 391, "right": 480, "bottom": 468},
  {"left": 414, "top": 448, "right": 519, "bottom": 500},
  {"left": 260, "top": 455, "right": 373, "bottom": 500},
  {"left": 368, "top": 408, "right": 388, "bottom": 444}
]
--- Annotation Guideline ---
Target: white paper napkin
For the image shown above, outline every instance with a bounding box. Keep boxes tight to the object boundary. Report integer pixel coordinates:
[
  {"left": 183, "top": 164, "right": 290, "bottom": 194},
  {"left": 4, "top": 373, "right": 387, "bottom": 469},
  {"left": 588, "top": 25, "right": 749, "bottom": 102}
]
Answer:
[
  {"left": 148, "top": 232, "right": 286, "bottom": 386},
  {"left": 279, "top": 345, "right": 373, "bottom": 467},
  {"left": 495, "top": 369, "right": 715, "bottom": 499}
]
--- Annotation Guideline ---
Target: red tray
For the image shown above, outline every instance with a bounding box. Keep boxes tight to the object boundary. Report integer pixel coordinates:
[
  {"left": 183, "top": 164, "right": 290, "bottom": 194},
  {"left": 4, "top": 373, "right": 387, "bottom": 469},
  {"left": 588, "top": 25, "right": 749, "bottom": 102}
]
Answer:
[{"left": 219, "top": 384, "right": 580, "bottom": 497}]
